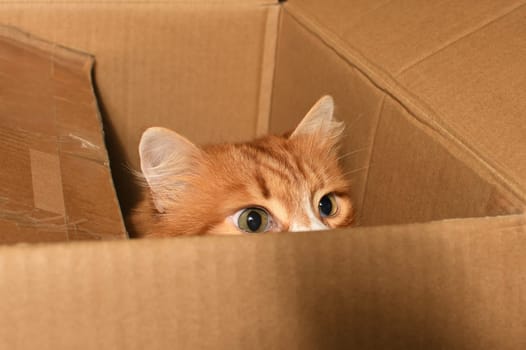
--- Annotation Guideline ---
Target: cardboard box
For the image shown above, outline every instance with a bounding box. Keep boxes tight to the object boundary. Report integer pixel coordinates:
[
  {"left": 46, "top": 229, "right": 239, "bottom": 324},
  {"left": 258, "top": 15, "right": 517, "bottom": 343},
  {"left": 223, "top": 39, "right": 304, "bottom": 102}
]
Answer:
[
  {"left": 0, "top": 1, "right": 525, "bottom": 349},
  {"left": 0, "top": 26, "right": 126, "bottom": 243}
]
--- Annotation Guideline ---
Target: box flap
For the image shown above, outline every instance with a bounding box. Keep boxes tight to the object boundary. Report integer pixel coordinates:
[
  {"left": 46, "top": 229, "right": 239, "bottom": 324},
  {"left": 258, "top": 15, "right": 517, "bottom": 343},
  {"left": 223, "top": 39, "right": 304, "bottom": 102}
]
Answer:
[
  {"left": 285, "top": 1, "right": 526, "bottom": 204},
  {"left": 0, "top": 26, "right": 126, "bottom": 243},
  {"left": 0, "top": 215, "right": 524, "bottom": 349},
  {"left": 0, "top": 2, "right": 281, "bottom": 214},
  {"left": 399, "top": 7, "right": 526, "bottom": 203},
  {"left": 270, "top": 8, "right": 523, "bottom": 226}
]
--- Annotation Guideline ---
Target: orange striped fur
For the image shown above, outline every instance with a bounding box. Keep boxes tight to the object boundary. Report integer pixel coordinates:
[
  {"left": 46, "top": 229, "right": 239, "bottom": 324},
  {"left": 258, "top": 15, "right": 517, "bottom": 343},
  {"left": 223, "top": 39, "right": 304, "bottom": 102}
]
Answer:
[{"left": 128, "top": 96, "right": 353, "bottom": 237}]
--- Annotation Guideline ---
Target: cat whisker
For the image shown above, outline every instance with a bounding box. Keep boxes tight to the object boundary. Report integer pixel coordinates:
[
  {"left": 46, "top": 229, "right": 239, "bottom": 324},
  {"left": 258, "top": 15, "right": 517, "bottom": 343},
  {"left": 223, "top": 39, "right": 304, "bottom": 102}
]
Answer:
[
  {"left": 122, "top": 162, "right": 148, "bottom": 183},
  {"left": 320, "top": 164, "right": 372, "bottom": 184},
  {"left": 341, "top": 164, "right": 372, "bottom": 177},
  {"left": 337, "top": 147, "right": 371, "bottom": 161},
  {"left": 346, "top": 112, "right": 366, "bottom": 129}
]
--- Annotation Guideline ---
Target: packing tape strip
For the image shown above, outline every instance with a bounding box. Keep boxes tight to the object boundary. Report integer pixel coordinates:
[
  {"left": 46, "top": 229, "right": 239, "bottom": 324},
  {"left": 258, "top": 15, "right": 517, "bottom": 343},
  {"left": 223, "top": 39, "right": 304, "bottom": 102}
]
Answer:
[{"left": 29, "top": 149, "right": 66, "bottom": 216}]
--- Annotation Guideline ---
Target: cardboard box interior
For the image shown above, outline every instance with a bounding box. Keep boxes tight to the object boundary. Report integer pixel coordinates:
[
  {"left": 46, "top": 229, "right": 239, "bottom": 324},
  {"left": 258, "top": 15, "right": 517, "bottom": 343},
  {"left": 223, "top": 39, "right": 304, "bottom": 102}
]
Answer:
[
  {"left": 0, "top": 0, "right": 526, "bottom": 348},
  {"left": 0, "top": 25, "right": 126, "bottom": 243},
  {"left": 1, "top": 0, "right": 524, "bottom": 238}
]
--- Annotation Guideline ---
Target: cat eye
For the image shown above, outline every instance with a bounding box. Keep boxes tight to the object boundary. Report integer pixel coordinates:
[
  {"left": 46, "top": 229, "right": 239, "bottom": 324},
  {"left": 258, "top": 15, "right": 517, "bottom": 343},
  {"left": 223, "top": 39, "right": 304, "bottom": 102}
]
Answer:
[
  {"left": 236, "top": 207, "right": 270, "bottom": 233},
  {"left": 318, "top": 193, "right": 338, "bottom": 217}
]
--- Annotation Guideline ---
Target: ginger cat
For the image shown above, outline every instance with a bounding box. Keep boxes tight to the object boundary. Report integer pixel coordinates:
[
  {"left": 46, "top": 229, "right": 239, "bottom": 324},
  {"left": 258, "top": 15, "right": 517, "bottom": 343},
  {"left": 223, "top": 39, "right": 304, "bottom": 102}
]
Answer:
[{"left": 128, "top": 95, "right": 353, "bottom": 237}]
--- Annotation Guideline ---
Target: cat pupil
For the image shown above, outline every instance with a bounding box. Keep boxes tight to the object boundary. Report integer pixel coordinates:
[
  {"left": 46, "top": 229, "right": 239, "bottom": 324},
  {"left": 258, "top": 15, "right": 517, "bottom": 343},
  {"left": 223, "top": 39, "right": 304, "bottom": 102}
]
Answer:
[
  {"left": 246, "top": 211, "right": 262, "bottom": 231},
  {"left": 319, "top": 195, "right": 333, "bottom": 216}
]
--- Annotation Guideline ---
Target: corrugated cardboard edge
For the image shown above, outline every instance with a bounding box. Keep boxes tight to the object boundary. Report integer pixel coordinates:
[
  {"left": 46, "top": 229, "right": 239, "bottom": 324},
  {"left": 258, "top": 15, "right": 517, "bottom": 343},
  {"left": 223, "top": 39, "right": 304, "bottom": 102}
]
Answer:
[
  {"left": 0, "top": 25, "right": 128, "bottom": 239},
  {"left": 0, "top": 213, "right": 524, "bottom": 349},
  {"left": 0, "top": 25, "right": 93, "bottom": 70},
  {"left": 282, "top": 2, "right": 526, "bottom": 206}
]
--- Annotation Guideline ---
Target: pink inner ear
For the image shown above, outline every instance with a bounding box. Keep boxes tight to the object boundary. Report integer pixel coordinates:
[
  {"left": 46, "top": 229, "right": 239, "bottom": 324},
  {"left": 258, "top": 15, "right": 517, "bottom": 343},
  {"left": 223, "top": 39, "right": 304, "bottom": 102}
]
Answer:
[
  {"left": 140, "top": 127, "right": 198, "bottom": 173},
  {"left": 139, "top": 127, "right": 200, "bottom": 213},
  {"left": 290, "top": 95, "right": 339, "bottom": 139}
]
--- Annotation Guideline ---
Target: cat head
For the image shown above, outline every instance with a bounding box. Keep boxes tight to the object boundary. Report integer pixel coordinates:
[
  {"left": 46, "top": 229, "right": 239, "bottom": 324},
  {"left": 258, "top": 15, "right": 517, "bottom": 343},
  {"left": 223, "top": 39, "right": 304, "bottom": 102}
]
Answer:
[{"left": 136, "top": 95, "right": 353, "bottom": 236}]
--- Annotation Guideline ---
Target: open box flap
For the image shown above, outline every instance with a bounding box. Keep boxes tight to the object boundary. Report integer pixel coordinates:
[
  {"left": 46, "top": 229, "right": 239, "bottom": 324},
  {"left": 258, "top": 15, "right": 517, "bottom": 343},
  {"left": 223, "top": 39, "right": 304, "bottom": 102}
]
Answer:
[
  {"left": 284, "top": 0, "right": 526, "bottom": 204},
  {"left": 0, "top": 25, "right": 126, "bottom": 242},
  {"left": 0, "top": 214, "right": 524, "bottom": 349},
  {"left": 271, "top": 7, "right": 524, "bottom": 226},
  {"left": 0, "top": 1, "right": 281, "bottom": 213}
]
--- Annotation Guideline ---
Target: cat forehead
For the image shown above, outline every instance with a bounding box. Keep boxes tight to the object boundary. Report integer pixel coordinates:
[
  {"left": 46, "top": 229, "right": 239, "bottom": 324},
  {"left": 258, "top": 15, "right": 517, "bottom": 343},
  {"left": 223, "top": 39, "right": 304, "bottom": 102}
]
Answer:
[
  {"left": 205, "top": 135, "right": 321, "bottom": 164},
  {"left": 205, "top": 137, "right": 311, "bottom": 175},
  {"left": 201, "top": 136, "right": 342, "bottom": 202}
]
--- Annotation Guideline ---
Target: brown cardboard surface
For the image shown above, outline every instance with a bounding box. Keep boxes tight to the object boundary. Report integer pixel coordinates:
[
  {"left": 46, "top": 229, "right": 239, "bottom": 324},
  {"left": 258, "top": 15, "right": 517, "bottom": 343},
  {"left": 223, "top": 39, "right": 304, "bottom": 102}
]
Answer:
[
  {"left": 362, "top": 96, "right": 521, "bottom": 225},
  {"left": 284, "top": 0, "right": 526, "bottom": 207},
  {"left": 0, "top": 26, "right": 126, "bottom": 243},
  {"left": 271, "top": 9, "right": 524, "bottom": 226},
  {"left": 286, "top": 0, "right": 526, "bottom": 74},
  {"left": 0, "top": 1, "right": 280, "bottom": 213},
  {"left": 0, "top": 215, "right": 524, "bottom": 349},
  {"left": 399, "top": 6, "right": 526, "bottom": 201}
]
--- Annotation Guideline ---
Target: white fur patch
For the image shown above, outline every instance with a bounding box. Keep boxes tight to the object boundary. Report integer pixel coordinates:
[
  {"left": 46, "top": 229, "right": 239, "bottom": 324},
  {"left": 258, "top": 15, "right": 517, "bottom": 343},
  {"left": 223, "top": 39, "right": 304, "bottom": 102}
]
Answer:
[{"left": 289, "top": 195, "right": 328, "bottom": 232}]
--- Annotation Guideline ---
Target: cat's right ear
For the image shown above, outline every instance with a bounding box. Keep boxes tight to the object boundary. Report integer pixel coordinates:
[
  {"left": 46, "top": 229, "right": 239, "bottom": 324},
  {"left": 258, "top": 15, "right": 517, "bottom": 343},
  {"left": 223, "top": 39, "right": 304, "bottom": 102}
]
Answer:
[
  {"left": 139, "top": 127, "right": 200, "bottom": 213},
  {"left": 290, "top": 95, "right": 344, "bottom": 143}
]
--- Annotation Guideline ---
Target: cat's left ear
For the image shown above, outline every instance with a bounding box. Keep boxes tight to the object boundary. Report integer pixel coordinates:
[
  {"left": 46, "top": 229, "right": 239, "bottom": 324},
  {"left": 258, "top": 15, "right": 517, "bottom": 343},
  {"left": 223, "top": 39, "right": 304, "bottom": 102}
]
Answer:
[
  {"left": 139, "top": 127, "right": 201, "bottom": 213},
  {"left": 290, "top": 95, "right": 344, "bottom": 143}
]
